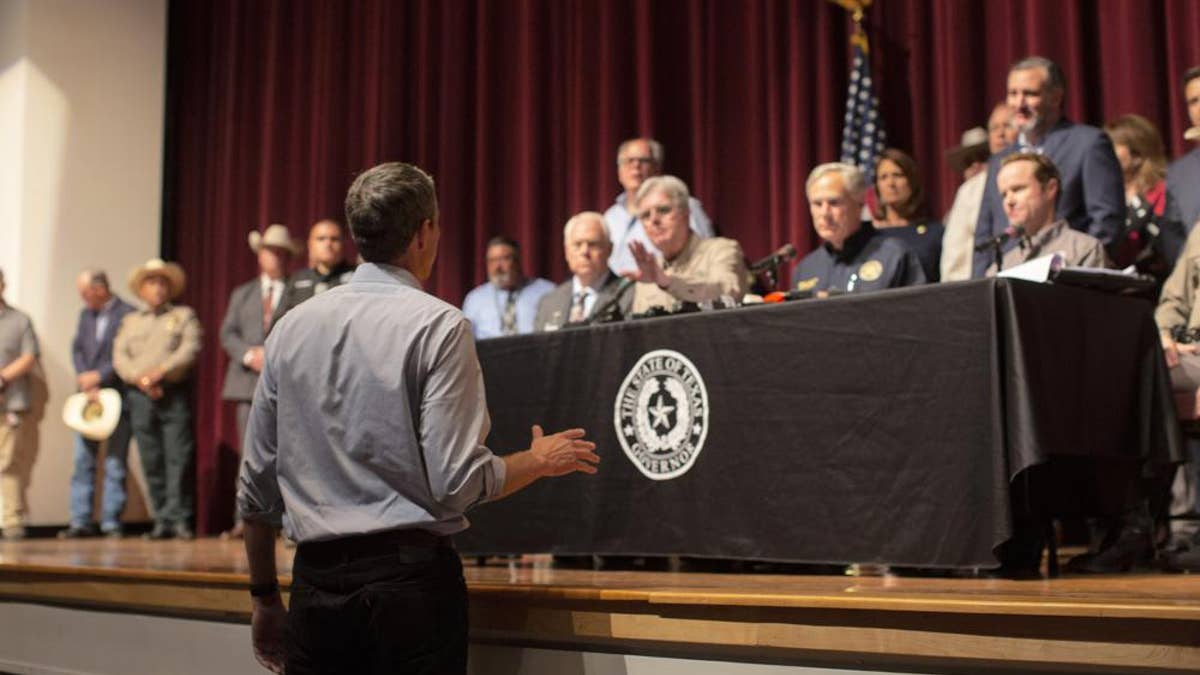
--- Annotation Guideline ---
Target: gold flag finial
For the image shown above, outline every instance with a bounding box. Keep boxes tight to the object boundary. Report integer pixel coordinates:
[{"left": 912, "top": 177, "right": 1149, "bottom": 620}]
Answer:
[{"left": 828, "top": 0, "right": 873, "bottom": 51}]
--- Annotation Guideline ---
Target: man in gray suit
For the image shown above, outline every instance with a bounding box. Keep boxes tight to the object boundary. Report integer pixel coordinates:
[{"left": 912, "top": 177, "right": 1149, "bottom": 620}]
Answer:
[
  {"left": 219, "top": 224, "right": 300, "bottom": 538},
  {"left": 1167, "top": 66, "right": 1200, "bottom": 232},
  {"left": 972, "top": 56, "right": 1125, "bottom": 276},
  {"left": 535, "top": 211, "right": 631, "bottom": 331}
]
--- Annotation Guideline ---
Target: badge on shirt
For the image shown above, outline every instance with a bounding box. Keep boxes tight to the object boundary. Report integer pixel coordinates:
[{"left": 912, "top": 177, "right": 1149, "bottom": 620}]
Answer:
[
  {"left": 858, "top": 260, "right": 883, "bottom": 282},
  {"left": 796, "top": 277, "right": 820, "bottom": 292},
  {"left": 917, "top": 225, "right": 927, "bottom": 235}
]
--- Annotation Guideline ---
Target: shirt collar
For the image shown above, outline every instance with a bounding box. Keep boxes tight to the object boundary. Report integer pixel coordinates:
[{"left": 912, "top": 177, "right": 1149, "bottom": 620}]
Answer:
[
  {"left": 350, "top": 262, "right": 423, "bottom": 290},
  {"left": 1021, "top": 219, "right": 1067, "bottom": 252},
  {"left": 662, "top": 232, "right": 699, "bottom": 269},
  {"left": 823, "top": 221, "right": 876, "bottom": 262},
  {"left": 571, "top": 273, "right": 608, "bottom": 295}
]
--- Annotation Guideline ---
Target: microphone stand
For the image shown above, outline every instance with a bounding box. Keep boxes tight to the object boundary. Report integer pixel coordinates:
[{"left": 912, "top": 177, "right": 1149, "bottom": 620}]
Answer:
[{"left": 581, "top": 279, "right": 635, "bottom": 326}]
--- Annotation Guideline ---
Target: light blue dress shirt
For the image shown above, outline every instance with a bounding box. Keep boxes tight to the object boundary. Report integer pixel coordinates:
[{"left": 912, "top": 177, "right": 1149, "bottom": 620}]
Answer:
[
  {"left": 238, "top": 263, "right": 507, "bottom": 542},
  {"left": 461, "top": 277, "right": 555, "bottom": 339}
]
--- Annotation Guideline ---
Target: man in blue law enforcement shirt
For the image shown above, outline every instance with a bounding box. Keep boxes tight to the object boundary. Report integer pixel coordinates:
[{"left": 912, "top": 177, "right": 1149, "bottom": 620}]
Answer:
[
  {"left": 238, "top": 162, "right": 600, "bottom": 674},
  {"left": 791, "top": 162, "right": 926, "bottom": 295}
]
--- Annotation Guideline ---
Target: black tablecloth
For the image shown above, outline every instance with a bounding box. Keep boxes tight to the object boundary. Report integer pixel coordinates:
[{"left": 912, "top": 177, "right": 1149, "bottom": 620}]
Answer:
[{"left": 455, "top": 279, "right": 1182, "bottom": 568}]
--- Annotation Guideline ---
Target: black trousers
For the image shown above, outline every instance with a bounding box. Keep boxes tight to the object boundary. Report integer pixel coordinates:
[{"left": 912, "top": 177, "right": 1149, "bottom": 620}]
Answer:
[
  {"left": 287, "top": 531, "right": 468, "bottom": 675},
  {"left": 126, "top": 386, "right": 195, "bottom": 527}
]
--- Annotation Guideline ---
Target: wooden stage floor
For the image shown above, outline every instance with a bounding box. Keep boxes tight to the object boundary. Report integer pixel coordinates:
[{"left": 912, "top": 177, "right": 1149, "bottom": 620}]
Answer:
[{"left": 0, "top": 537, "right": 1198, "bottom": 673}]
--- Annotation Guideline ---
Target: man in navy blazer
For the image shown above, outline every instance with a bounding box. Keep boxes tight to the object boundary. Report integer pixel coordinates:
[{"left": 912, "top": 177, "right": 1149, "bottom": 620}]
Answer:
[
  {"left": 972, "top": 56, "right": 1125, "bottom": 277},
  {"left": 1167, "top": 66, "right": 1200, "bottom": 232},
  {"left": 60, "top": 270, "right": 135, "bottom": 538}
]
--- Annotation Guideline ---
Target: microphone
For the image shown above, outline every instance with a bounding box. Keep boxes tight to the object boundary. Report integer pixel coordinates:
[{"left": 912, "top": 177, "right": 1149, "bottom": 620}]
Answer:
[
  {"left": 748, "top": 244, "right": 798, "bottom": 272},
  {"left": 974, "top": 225, "right": 1025, "bottom": 252},
  {"left": 582, "top": 277, "right": 635, "bottom": 326}
]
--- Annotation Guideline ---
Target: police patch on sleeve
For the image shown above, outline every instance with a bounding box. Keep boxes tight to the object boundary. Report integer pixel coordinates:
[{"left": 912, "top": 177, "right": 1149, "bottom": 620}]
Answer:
[{"left": 614, "top": 349, "right": 709, "bottom": 480}]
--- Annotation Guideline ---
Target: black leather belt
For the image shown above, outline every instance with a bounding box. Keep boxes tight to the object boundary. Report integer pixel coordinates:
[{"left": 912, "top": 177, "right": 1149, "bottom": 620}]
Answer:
[{"left": 297, "top": 528, "right": 450, "bottom": 563}]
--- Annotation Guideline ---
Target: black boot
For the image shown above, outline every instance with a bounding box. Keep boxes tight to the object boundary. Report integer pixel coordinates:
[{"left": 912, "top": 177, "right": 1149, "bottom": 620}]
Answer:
[{"left": 1066, "top": 505, "right": 1154, "bottom": 574}]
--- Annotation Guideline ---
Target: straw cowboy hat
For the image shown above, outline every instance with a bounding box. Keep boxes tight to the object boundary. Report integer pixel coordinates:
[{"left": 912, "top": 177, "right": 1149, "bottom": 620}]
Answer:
[
  {"left": 61, "top": 388, "right": 122, "bottom": 441},
  {"left": 127, "top": 258, "right": 187, "bottom": 299},
  {"left": 946, "top": 126, "right": 990, "bottom": 174},
  {"left": 248, "top": 223, "right": 302, "bottom": 255}
]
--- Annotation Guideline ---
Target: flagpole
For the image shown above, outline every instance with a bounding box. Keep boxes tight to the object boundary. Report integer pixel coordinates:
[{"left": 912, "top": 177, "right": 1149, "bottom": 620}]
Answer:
[{"left": 830, "top": 0, "right": 885, "bottom": 216}]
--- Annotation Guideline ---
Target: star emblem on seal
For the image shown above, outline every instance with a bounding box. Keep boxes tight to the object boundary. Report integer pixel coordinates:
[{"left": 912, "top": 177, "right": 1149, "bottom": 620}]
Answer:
[{"left": 613, "top": 349, "right": 709, "bottom": 481}]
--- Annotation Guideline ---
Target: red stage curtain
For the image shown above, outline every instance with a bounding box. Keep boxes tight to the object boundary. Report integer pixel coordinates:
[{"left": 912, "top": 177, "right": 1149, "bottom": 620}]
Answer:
[{"left": 164, "top": 0, "right": 1200, "bottom": 534}]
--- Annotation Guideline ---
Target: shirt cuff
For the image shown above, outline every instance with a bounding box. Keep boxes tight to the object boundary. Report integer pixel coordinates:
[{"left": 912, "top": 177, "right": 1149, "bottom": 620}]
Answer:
[{"left": 485, "top": 453, "right": 508, "bottom": 502}]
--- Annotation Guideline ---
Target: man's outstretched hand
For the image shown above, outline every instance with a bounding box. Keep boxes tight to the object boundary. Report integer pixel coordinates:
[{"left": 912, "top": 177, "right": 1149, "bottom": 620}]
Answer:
[{"left": 529, "top": 424, "right": 600, "bottom": 477}]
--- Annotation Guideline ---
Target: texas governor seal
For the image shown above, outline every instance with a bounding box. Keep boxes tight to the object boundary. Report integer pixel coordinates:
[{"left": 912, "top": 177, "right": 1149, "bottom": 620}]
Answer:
[{"left": 613, "top": 349, "right": 709, "bottom": 480}]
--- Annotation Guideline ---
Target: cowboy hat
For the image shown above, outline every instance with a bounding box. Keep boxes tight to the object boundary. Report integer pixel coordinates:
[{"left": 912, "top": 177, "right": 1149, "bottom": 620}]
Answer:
[
  {"left": 249, "top": 223, "right": 302, "bottom": 255},
  {"left": 128, "top": 258, "right": 187, "bottom": 299},
  {"left": 61, "top": 389, "right": 122, "bottom": 441},
  {"left": 946, "top": 126, "right": 990, "bottom": 173}
]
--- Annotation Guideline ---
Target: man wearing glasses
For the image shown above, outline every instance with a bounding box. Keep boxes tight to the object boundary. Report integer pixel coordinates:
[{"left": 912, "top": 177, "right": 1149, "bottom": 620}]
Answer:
[
  {"left": 624, "top": 175, "right": 748, "bottom": 314},
  {"left": 604, "top": 137, "right": 715, "bottom": 275},
  {"left": 791, "top": 163, "right": 926, "bottom": 295}
]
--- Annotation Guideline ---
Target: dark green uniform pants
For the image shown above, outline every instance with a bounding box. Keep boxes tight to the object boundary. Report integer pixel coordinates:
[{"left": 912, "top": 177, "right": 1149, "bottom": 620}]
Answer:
[{"left": 127, "top": 386, "right": 195, "bottom": 528}]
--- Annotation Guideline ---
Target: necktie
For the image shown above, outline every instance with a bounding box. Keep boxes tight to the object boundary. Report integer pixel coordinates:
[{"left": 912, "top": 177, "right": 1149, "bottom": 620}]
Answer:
[
  {"left": 262, "top": 285, "right": 274, "bottom": 332},
  {"left": 568, "top": 291, "right": 586, "bottom": 323},
  {"left": 501, "top": 291, "right": 517, "bottom": 335}
]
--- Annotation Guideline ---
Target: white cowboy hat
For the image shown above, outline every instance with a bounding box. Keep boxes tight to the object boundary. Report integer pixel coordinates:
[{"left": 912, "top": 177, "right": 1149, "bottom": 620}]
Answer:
[
  {"left": 249, "top": 223, "right": 302, "bottom": 255},
  {"left": 61, "top": 389, "right": 122, "bottom": 441},
  {"left": 127, "top": 258, "right": 187, "bottom": 299},
  {"left": 946, "top": 126, "right": 990, "bottom": 173}
]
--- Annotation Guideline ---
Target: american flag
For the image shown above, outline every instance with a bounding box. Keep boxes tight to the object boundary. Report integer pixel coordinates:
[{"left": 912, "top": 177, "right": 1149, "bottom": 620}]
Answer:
[{"left": 839, "top": 36, "right": 887, "bottom": 185}]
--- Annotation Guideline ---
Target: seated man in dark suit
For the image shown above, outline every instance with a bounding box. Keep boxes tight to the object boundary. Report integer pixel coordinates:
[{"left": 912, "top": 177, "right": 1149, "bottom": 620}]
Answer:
[
  {"left": 791, "top": 162, "right": 926, "bottom": 294},
  {"left": 972, "top": 56, "right": 1125, "bottom": 277},
  {"left": 535, "top": 211, "right": 631, "bottom": 331},
  {"left": 1167, "top": 66, "right": 1200, "bottom": 233}
]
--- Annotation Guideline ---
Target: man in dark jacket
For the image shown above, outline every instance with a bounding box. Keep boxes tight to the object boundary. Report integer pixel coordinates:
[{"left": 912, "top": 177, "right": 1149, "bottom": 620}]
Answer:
[{"left": 59, "top": 270, "right": 134, "bottom": 539}]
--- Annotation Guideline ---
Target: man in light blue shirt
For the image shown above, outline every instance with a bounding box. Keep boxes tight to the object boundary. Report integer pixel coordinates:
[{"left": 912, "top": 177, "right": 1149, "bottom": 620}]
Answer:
[
  {"left": 461, "top": 235, "right": 554, "bottom": 338},
  {"left": 239, "top": 162, "right": 599, "bottom": 674},
  {"left": 604, "top": 137, "right": 714, "bottom": 275}
]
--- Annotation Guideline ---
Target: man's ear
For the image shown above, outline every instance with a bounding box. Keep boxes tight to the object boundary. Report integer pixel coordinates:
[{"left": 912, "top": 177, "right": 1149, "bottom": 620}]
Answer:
[{"left": 414, "top": 218, "right": 433, "bottom": 249}]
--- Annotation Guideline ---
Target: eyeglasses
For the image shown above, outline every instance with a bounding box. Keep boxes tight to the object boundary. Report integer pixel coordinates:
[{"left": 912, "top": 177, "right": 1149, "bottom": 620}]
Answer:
[
  {"left": 618, "top": 156, "right": 656, "bottom": 167},
  {"left": 637, "top": 204, "right": 676, "bottom": 221}
]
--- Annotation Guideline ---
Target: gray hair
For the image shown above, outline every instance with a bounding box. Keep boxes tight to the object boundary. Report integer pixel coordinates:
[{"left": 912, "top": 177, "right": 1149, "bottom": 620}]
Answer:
[
  {"left": 634, "top": 175, "right": 690, "bottom": 211},
  {"left": 1010, "top": 55, "right": 1066, "bottom": 94},
  {"left": 806, "top": 162, "right": 867, "bottom": 202},
  {"left": 79, "top": 268, "right": 110, "bottom": 289},
  {"left": 563, "top": 211, "right": 610, "bottom": 242},
  {"left": 616, "top": 137, "right": 665, "bottom": 166}
]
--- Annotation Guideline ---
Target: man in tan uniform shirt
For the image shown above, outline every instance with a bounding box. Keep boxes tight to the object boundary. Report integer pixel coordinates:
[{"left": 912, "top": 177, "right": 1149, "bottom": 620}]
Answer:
[
  {"left": 113, "top": 259, "right": 202, "bottom": 540},
  {"left": 626, "top": 175, "right": 748, "bottom": 315},
  {"left": 1156, "top": 224, "right": 1200, "bottom": 571}
]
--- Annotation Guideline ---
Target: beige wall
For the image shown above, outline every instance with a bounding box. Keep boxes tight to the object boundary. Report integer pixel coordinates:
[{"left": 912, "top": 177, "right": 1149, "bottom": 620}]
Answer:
[{"left": 0, "top": 0, "right": 166, "bottom": 525}]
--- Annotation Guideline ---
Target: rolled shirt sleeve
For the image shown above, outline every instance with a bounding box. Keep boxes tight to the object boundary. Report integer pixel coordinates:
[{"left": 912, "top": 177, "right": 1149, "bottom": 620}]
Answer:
[
  {"left": 419, "top": 318, "right": 506, "bottom": 510},
  {"left": 238, "top": 350, "right": 284, "bottom": 527}
]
